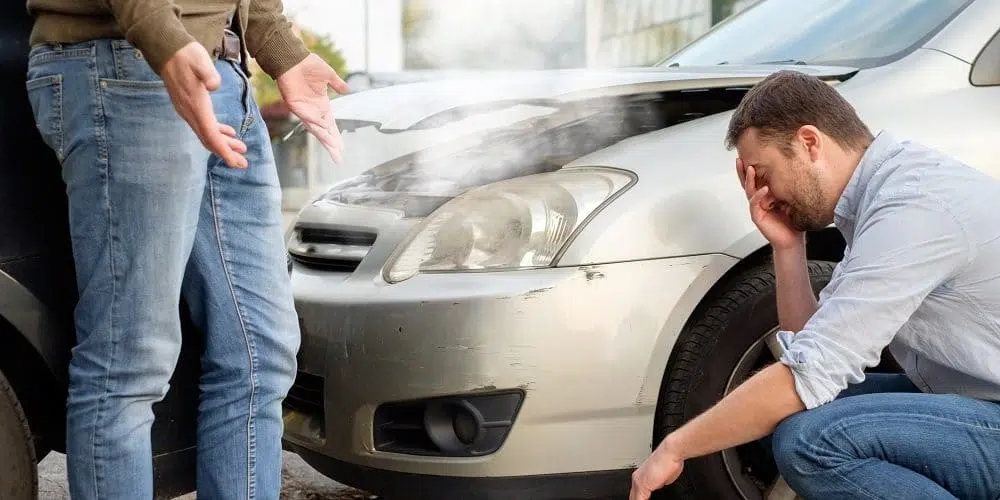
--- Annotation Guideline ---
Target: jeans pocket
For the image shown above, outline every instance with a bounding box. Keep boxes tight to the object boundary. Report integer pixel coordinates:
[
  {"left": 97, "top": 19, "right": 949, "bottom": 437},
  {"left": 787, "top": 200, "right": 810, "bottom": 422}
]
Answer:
[
  {"left": 103, "top": 41, "right": 168, "bottom": 89},
  {"left": 25, "top": 74, "right": 64, "bottom": 160}
]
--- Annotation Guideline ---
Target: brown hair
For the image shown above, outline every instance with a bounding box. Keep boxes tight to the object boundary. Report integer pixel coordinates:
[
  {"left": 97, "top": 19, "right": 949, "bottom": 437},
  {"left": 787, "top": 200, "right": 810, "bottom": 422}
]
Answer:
[{"left": 725, "top": 70, "right": 873, "bottom": 155}]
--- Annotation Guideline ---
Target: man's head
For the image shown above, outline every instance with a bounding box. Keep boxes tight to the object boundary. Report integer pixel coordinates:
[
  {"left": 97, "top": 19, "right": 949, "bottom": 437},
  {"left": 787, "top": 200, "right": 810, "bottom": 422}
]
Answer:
[{"left": 726, "top": 70, "right": 873, "bottom": 231}]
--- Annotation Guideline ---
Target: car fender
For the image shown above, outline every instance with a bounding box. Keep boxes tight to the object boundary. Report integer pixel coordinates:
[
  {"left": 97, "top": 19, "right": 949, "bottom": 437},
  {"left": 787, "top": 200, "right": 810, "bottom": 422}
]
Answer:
[{"left": 0, "top": 269, "right": 69, "bottom": 384}]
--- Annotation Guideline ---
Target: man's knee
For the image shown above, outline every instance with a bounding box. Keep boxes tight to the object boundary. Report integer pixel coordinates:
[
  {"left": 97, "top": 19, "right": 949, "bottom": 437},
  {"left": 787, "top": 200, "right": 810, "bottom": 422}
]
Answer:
[{"left": 772, "top": 406, "right": 847, "bottom": 479}]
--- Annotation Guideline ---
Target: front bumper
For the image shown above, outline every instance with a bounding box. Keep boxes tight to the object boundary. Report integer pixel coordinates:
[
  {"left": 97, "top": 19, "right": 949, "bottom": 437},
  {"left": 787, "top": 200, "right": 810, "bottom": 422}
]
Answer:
[
  {"left": 284, "top": 254, "right": 735, "bottom": 497},
  {"left": 286, "top": 444, "right": 632, "bottom": 500}
]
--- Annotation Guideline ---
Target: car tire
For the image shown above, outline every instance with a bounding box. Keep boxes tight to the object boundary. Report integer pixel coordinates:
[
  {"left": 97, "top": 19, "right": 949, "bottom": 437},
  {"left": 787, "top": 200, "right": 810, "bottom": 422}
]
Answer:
[
  {"left": 0, "top": 369, "right": 37, "bottom": 500},
  {"left": 653, "top": 260, "right": 836, "bottom": 500}
]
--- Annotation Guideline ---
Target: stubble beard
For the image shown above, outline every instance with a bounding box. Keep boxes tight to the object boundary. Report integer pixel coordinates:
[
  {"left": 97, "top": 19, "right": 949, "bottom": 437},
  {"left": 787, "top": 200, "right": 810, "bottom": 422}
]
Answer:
[{"left": 786, "top": 167, "right": 832, "bottom": 232}]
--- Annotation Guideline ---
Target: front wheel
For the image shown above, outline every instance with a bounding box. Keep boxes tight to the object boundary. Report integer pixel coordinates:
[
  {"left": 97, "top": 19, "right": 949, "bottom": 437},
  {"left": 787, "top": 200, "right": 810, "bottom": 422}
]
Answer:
[
  {"left": 653, "top": 260, "right": 836, "bottom": 500},
  {"left": 0, "top": 369, "right": 37, "bottom": 500}
]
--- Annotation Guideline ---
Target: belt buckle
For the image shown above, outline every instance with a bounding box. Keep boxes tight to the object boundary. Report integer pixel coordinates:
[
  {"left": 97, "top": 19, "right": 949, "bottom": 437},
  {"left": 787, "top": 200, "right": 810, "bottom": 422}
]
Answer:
[{"left": 220, "top": 28, "right": 242, "bottom": 63}]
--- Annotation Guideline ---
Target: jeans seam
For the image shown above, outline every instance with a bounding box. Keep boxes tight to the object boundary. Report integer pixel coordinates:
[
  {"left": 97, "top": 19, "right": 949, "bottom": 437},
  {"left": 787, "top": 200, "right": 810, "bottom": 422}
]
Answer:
[
  {"left": 208, "top": 172, "right": 258, "bottom": 499},
  {"left": 91, "top": 55, "right": 116, "bottom": 500},
  {"left": 829, "top": 462, "right": 887, "bottom": 500}
]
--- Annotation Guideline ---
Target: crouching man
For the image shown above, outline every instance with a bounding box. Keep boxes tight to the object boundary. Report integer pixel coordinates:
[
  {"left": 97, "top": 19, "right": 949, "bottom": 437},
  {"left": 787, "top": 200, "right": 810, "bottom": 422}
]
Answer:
[{"left": 630, "top": 70, "right": 1000, "bottom": 499}]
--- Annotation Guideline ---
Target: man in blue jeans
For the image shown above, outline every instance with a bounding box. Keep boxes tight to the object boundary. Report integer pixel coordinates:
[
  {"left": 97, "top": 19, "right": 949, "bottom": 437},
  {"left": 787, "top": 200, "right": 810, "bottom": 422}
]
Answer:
[
  {"left": 23, "top": 1, "right": 348, "bottom": 498},
  {"left": 631, "top": 70, "right": 1000, "bottom": 499}
]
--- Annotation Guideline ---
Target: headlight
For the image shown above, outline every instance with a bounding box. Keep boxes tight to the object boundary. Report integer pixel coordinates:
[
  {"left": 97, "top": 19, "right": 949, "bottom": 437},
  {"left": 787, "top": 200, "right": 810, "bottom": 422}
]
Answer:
[{"left": 384, "top": 167, "right": 634, "bottom": 282}]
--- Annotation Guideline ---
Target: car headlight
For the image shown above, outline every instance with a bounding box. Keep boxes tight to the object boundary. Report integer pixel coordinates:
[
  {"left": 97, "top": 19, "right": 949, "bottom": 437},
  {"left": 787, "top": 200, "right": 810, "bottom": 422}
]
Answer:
[{"left": 383, "top": 167, "right": 635, "bottom": 282}]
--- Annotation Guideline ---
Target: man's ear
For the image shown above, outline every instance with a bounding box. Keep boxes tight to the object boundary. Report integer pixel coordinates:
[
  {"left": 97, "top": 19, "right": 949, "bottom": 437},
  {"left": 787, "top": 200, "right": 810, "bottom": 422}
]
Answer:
[{"left": 797, "top": 125, "right": 822, "bottom": 161}]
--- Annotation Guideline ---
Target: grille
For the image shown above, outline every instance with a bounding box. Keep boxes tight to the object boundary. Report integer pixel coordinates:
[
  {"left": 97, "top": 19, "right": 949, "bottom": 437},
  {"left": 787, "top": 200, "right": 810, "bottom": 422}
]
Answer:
[
  {"left": 287, "top": 226, "right": 376, "bottom": 273},
  {"left": 284, "top": 370, "right": 324, "bottom": 422},
  {"left": 299, "top": 227, "right": 377, "bottom": 246}
]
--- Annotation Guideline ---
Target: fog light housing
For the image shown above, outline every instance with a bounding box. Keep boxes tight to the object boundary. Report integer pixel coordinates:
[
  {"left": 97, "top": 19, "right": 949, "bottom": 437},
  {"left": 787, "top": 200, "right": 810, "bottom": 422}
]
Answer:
[{"left": 373, "top": 390, "right": 524, "bottom": 457}]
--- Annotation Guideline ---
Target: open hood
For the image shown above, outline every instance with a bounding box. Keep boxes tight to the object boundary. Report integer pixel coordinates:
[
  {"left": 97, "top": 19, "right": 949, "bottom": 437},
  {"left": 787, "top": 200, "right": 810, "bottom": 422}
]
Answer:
[
  {"left": 329, "top": 64, "right": 858, "bottom": 131},
  {"left": 296, "top": 64, "right": 858, "bottom": 220}
]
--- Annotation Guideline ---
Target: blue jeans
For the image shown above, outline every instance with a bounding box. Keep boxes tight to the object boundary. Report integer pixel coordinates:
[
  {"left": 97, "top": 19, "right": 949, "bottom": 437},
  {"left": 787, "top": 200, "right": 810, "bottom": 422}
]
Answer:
[
  {"left": 772, "top": 373, "right": 1000, "bottom": 499},
  {"left": 25, "top": 39, "right": 300, "bottom": 499}
]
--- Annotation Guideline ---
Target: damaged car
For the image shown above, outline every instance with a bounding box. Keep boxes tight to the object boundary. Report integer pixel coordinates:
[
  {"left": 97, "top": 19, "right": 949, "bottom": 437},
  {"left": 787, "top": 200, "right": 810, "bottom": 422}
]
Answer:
[{"left": 281, "top": 0, "right": 1000, "bottom": 498}]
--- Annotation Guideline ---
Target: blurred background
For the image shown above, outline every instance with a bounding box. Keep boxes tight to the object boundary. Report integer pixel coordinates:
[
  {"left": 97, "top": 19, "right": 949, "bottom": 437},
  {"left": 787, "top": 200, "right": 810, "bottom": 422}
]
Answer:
[{"left": 261, "top": 0, "right": 760, "bottom": 225}]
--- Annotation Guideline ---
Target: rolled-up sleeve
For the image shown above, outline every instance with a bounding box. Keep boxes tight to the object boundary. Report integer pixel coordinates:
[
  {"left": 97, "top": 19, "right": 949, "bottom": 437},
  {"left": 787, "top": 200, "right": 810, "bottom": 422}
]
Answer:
[{"left": 779, "top": 190, "right": 973, "bottom": 409}]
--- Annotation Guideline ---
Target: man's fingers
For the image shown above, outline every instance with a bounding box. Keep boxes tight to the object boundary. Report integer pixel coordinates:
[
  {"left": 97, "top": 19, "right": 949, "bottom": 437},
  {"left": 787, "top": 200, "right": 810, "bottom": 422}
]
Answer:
[
  {"left": 219, "top": 123, "right": 237, "bottom": 138},
  {"left": 228, "top": 136, "right": 248, "bottom": 155},
  {"left": 328, "top": 71, "right": 350, "bottom": 95},
  {"left": 744, "top": 165, "right": 757, "bottom": 199},
  {"left": 749, "top": 185, "right": 770, "bottom": 207},
  {"left": 305, "top": 121, "right": 343, "bottom": 163},
  {"left": 189, "top": 91, "right": 246, "bottom": 168}
]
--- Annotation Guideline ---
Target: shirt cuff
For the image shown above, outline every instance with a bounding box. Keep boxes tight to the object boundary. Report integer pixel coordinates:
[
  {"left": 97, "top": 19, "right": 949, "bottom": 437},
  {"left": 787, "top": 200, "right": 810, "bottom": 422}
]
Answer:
[
  {"left": 776, "top": 330, "right": 843, "bottom": 409},
  {"left": 124, "top": 5, "right": 196, "bottom": 74},
  {"left": 252, "top": 27, "right": 310, "bottom": 79}
]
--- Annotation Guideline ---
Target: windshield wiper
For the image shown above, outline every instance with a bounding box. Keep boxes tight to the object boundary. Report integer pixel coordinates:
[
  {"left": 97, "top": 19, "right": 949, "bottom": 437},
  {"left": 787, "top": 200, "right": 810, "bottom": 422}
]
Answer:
[{"left": 760, "top": 59, "right": 808, "bottom": 65}]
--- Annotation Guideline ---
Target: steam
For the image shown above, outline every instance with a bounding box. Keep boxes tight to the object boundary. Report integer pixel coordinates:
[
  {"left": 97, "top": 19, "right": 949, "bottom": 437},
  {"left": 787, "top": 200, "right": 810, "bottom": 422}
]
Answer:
[{"left": 297, "top": 0, "right": 652, "bottom": 213}]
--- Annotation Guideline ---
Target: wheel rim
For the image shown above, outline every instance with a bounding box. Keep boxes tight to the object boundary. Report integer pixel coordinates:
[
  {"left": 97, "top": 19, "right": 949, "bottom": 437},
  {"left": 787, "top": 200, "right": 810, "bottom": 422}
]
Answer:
[{"left": 721, "top": 327, "right": 800, "bottom": 500}]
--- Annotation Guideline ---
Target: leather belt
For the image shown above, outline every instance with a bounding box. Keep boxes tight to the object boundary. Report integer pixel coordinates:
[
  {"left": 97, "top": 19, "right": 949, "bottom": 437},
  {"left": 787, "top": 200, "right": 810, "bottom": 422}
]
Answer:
[{"left": 215, "top": 28, "right": 242, "bottom": 63}]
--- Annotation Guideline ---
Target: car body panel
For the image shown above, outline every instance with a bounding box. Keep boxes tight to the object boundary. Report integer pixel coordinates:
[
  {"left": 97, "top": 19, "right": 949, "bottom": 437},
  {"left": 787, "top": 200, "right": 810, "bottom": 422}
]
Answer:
[
  {"left": 923, "top": 0, "right": 1000, "bottom": 63},
  {"left": 287, "top": 253, "right": 737, "bottom": 476},
  {"left": 329, "top": 65, "right": 858, "bottom": 131}
]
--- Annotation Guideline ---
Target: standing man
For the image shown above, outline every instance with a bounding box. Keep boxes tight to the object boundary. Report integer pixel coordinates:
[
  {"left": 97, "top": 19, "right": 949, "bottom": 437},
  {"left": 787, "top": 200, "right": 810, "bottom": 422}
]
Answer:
[
  {"left": 23, "top": 1, "right": 347, "bottom": 498},
  {"left": 630, "top": 70, "right": 1000, "bottom": 499}
]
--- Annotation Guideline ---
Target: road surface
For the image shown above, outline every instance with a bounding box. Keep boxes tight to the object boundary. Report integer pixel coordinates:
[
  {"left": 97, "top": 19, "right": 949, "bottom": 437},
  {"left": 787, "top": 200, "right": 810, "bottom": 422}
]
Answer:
[{"left": 38, "top": 451, "right": 374, "bottom": 499}]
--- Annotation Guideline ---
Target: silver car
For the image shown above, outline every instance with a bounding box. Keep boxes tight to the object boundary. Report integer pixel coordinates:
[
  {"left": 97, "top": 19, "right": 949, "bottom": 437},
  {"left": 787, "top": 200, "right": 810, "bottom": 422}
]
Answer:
[{"left": 281, "top": 1, "right": 1000, "bottom": 498}]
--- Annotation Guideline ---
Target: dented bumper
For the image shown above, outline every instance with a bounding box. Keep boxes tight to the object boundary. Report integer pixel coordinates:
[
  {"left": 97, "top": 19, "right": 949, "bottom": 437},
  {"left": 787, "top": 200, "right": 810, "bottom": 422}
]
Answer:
[{"left": 283, "top": 253, "right": 735, "bottom": 496}]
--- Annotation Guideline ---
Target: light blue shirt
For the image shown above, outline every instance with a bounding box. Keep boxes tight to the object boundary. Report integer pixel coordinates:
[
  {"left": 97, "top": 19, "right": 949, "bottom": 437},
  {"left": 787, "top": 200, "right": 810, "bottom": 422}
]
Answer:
[{"left": 777, "top": 131, "right": 1000, "bottom": 409}]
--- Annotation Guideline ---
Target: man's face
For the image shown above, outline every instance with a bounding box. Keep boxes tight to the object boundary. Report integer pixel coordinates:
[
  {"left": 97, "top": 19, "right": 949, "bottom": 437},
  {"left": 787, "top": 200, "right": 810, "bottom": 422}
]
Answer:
[{"left": 735, "top": 128, "right": 833, "bottom": 232}]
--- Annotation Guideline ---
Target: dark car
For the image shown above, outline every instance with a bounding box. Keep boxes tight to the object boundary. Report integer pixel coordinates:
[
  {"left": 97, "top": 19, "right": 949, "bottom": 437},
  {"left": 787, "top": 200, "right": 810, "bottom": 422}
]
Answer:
[{"left": 0, "top": 4, "right": 201, "bottom": 499}]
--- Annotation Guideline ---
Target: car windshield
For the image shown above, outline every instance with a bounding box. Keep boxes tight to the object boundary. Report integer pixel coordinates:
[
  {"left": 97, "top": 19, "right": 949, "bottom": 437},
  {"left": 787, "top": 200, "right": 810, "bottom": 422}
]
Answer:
[{"left": 659, "top": 0, "right": 971, "bottom": 69}]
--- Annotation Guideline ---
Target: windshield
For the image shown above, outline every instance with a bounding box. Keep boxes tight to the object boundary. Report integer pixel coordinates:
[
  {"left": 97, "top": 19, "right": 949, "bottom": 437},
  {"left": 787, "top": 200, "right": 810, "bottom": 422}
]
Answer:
[{"left": 660, "top": 0, "right": 971, "bottom": 69}]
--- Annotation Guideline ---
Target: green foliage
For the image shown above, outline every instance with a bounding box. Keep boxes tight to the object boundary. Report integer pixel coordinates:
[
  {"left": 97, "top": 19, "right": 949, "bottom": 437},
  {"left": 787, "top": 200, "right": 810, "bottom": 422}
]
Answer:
[{"left": 251, "top": 27, "right": 348, "bottom": 107}]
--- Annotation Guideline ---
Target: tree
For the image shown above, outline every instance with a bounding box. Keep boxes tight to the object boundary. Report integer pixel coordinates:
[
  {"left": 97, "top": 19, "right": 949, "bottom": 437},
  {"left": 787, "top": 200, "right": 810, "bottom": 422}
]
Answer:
[{"left": 250, "top": 26, "right": 348, "bottom": 107}]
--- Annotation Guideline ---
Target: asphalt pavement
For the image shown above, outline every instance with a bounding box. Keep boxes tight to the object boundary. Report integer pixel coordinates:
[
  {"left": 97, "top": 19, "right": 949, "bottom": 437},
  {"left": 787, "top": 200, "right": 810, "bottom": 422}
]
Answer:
[{"left": 38, "top": 451, "right": 375, "bottom": 499}]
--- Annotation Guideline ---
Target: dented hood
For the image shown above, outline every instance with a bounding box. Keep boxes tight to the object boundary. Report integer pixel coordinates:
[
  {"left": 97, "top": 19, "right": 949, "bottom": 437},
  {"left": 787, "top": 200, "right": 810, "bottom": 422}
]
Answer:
[{"left": 329, "top": 64, "right": 858, "bottom": 131}]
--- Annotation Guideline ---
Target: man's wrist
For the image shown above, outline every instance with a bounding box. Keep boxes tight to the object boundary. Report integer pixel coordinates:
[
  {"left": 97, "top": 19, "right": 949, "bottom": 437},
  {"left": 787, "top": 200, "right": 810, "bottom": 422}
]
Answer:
[
  {"left": 772, "top": 233, "right": 807, "bottom": 256},
  {"left": 656, "top": 432, "right": 688, "bottom": 461}
]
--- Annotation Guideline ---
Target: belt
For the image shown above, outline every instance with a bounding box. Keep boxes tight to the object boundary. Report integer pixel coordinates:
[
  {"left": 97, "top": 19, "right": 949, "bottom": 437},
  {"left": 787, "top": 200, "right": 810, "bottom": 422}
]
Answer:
[{"left": 215, "top": 28, "right": 242, "bottom": 64}]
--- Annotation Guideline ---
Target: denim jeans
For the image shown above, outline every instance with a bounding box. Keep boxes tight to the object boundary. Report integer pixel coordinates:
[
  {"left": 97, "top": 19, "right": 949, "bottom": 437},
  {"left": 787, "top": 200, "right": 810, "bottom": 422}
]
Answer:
[
  {"left": 25, "top": 39, "right": 300, "bottom": 499},
  {"left": 772, "top": 373, "right": 1000, "bottom": 499}
]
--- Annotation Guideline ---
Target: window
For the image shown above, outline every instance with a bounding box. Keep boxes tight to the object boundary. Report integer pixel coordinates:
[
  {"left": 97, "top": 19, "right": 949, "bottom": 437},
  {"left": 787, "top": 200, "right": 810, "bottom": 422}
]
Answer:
[
  {"left": 661, "top": 0, "right": 972, "bottom": 69},
  {"left": 971, "top": 28, "right": 1000, "bottom": 86}
]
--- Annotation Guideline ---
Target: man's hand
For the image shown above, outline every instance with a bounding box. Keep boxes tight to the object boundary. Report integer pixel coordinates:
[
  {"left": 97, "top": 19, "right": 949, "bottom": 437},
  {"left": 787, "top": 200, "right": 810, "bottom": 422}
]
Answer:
[
  {"left": 277, "top": 54, "right": 350, "bottom": 163},
  {"left": 629, "top": 448, "right": 684, "bottom": 500},
  {"left": 736, "top": 158, "right": 803, "bottom": 250},
  {"left": 160, "top": 42, "right": 248, "bottom": 168}
]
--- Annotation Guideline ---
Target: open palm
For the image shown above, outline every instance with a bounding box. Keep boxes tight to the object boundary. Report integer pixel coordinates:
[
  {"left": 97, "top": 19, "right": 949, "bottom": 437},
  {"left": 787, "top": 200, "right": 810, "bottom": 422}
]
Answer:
[{"left": 277, "top": 53, "right": 350, "bottom": 163}]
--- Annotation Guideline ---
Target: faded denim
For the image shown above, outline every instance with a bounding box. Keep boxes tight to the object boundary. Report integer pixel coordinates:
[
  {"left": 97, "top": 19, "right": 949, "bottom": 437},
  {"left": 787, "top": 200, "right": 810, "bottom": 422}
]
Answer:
[
  {"left": 25, "top": 39, "right": 300, "bottom": 500},
  {"left": 772, "top": 373, "right": 1000, "bottom": 499}
]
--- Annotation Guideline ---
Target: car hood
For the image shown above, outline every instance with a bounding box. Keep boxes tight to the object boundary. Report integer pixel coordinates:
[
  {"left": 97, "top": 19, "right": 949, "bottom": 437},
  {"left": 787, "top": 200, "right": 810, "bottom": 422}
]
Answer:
[
  {"left": 330, "top": 65, "right": 858, "bottom": 132},
  {"left": 294, "top": 64, "right": 857, "bottom": 226}
]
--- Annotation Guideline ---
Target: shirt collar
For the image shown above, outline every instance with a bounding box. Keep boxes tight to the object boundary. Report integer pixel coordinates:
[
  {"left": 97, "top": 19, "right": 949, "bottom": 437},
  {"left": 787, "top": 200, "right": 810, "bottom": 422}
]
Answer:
[{"left": 833, "top": 130, "right": 901, "bottom": 226}]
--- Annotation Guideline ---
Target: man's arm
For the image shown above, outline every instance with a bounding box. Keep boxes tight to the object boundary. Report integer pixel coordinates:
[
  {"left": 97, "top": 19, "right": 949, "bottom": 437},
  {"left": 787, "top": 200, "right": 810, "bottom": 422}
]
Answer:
[
  {"left": 773, "top": 234, "right": 818, "bottom": 332},
  {"left": 244, "top": 0, "right": 310, "bottom": 79},
  {"left": 106, "top": 1, "right": 195, "bottom": 74},
  {"left": 630, "top": 191, "right": 972, "bottom": 499}
]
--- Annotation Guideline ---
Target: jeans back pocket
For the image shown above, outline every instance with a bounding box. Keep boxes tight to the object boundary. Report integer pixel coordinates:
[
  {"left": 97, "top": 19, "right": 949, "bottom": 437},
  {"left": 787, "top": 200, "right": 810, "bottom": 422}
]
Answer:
[{"left": 25, "top": 74, "right": 64, "bottom": 160}]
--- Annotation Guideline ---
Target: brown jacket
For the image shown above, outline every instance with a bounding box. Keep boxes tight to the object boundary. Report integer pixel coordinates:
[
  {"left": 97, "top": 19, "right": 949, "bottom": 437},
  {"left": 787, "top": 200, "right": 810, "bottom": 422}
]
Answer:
[{"left": 25, "top": 0, "right": 308, "bottom": 78}]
